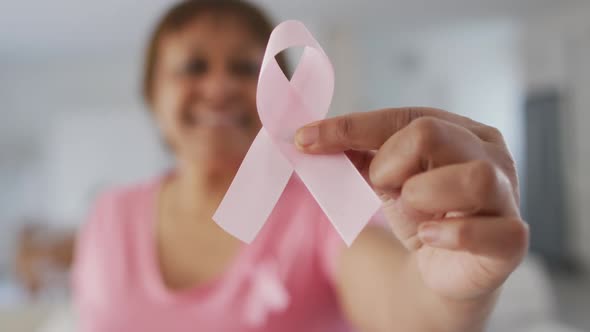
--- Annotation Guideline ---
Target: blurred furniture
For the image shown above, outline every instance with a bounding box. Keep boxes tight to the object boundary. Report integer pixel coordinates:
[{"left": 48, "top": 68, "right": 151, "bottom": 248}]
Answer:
[
  {"left": 523, "top": 91, "right": 573, "bottom": 269},
  {"left": 487, "top": 256, "right": 583, "bottom": 332}
]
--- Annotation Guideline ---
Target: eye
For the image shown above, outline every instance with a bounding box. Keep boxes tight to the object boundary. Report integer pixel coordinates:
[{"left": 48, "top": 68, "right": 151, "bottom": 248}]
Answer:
[
  {"left": 229, "top": 59, "right": 260, "bottom": 78},
  {"left": 181, "top": 58, "right": 208, "bottom": 76}
]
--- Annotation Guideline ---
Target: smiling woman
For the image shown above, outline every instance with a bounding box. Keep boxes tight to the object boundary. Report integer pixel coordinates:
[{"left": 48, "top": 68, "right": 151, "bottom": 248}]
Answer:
[{"left": 72, "top": 1, "right": 355, "bottom": 331}]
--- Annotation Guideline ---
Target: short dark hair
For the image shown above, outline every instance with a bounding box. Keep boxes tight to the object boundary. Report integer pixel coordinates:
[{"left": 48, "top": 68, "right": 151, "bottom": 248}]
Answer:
[{"left": 142, "top": 0, "right": 286, "bottom": 104}]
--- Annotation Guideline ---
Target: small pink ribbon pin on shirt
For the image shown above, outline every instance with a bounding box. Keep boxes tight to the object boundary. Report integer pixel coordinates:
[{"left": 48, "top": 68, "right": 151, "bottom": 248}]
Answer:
[{"left": 213, "top": 20, "right": 380, "bottom": 246}]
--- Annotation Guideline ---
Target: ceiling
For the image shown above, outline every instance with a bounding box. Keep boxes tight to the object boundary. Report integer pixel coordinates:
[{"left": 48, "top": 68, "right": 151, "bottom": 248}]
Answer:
[{"left": 0, "top": 0, "right": 587, "bottom": 59}]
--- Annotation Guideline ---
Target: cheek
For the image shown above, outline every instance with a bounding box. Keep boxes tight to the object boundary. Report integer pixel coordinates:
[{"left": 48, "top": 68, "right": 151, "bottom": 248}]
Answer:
[
  {"left": 152, "top": 108, "right": 179, "bottom": 154},
  {"left": 156, "top": 109, "right": 177, "bottom": 139},
  {"left": 245, "top": 82, "right": 261, "bottom": 126},
  {"left": 153, "top": 80, "right": 190, "bottom": 132}
]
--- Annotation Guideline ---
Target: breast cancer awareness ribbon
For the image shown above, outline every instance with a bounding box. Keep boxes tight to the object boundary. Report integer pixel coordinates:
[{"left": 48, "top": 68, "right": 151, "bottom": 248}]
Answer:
[{"left": 213, "top": 20, "right": 380, "bottom": 246}]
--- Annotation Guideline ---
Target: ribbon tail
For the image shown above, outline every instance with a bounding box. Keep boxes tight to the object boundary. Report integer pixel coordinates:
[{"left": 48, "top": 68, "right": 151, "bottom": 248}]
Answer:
[
  {"left": 214, "top": 129, "right": 293, "bottom": 243},
  {"left": 283, "top": 144, "right": 381, "bottom": 246}
]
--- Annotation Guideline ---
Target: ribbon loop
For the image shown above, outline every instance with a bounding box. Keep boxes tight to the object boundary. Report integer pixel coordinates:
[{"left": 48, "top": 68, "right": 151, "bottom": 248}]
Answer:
[{"left": 214, "top": 20, "right": 380, "bottom": 246}]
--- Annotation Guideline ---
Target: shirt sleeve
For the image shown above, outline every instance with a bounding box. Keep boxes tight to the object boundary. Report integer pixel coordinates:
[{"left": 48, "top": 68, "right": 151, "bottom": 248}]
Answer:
[{"left": 71, "top": 191, "right": 115, "bottom": 319}]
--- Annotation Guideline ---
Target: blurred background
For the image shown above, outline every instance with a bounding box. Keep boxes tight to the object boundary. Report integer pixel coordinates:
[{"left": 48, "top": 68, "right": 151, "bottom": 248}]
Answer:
[{"left": 0, "top": 0, "right": 589, "bottom": 331}]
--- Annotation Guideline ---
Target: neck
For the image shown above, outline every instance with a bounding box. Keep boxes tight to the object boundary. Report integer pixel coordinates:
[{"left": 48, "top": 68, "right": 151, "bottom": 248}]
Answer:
[{"left": 168, "top": 159, "right": 238, "bottom": 220}]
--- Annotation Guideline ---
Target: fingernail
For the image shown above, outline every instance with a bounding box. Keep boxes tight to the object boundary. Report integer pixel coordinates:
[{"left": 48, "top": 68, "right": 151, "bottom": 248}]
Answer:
[
  {"left": 418, "top": 223, "right": 441, "bottom": 245},
  {"left": 379, "top": 193, "right": 393, "bottom": 202},
  {"left": 295, "top": 125, "right": 319, "bottom": 148},
  {"left": 378, "top": 190, "right": 400, "bottom": 203}
]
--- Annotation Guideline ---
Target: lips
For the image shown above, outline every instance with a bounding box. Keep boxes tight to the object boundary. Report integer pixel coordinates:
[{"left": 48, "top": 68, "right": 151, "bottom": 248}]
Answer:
[{"left": 184, "top": 108, "right": 252, "bottom": 129}]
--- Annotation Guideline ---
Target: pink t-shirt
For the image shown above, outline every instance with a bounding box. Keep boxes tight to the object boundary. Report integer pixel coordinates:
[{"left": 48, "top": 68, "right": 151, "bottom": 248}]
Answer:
[{"left": 72, "top": 173, "right": 353, "bottom": 332}]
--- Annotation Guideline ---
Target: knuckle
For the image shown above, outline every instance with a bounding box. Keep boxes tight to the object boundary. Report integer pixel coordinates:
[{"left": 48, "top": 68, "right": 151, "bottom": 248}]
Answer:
[
  {"left": 394, "top": 107, "right": 424, "bottom": 129},
  {"left": 508, "top": 219, "right": 530, "bottom": 250},
  {"left": 409, "top": 117, "right": 444, "bottom": 154},
  {"left": 466, "top": 160, "right": 499, "bottom": 208},
  {"left": 484, "top": 125, "right": 504, "bottom": 141},
  {"left": 473, "top": 124, "right": 505, "bottom": 143},
  {"left": 407, "top": 107, "right": 426, "bottom": 121},
  {"left": 368, "top": 158, "right": 386, "bottom": 189},
  {"left": 333, "top": 116, "right": 354, "bottom": 145},
  {"left": 490, "top": 146, "right": 519, "bottom": 197}
]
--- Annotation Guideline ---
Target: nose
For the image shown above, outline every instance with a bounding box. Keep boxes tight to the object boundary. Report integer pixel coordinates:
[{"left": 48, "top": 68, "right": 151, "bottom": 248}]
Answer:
[{"left": 198, "top": 66, "right": 238, "bottom": 108}]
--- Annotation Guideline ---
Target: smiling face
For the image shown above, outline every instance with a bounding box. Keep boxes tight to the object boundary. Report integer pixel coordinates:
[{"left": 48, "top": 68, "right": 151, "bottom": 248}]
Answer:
[{"left": 151, "top": 13, "right": 265, "bottom": 171}]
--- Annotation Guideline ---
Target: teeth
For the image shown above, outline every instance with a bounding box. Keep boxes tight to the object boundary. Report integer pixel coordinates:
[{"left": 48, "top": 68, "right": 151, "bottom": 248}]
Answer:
[{"left": 189, "top": 110, "right": 244, "bottom": 128}]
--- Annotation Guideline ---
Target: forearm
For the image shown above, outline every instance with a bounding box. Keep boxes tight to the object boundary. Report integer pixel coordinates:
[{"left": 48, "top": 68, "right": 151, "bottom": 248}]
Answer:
[{"left": 337, "top": 227, "right": 500, "bottom": 332}]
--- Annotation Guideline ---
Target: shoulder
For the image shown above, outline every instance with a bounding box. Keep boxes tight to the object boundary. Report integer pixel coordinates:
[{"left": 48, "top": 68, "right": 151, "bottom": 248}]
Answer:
[
  {"left": 94, "top": 178, "right": 158, "bottom": 213},
  {"left": 72, "top": 177, "right": 161, "bottom": 303},
  {"left": 74, "top": 176, "right": 161, "bottom": 267},
  {"left": 85, "top": 177, "right": 161, "bottom": 230}
]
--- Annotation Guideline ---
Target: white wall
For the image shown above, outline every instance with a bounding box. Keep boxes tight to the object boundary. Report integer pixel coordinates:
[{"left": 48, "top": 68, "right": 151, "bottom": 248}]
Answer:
[
  {"left": 353, "top": 20, "right": 525, "bottom": 168},
  {"left": 43, "top": 109, "right": 169, "bottom": 224},
  {"left": 0, "top": 54, "right": 167, "bottom": 268}
]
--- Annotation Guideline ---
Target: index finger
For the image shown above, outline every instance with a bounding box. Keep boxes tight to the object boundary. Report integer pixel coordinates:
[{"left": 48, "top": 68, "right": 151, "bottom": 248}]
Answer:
[{"left": 294, "top": 107, "right": 482, "bottom": 153}]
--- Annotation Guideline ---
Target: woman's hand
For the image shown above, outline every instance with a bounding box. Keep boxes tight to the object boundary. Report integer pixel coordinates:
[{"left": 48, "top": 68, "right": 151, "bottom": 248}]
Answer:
[
  {"left": 14, "top": 225, "right": 75, "bottom": 297},
  {"left": 295, "top": 107, "right": 528, "bottom": 301}
]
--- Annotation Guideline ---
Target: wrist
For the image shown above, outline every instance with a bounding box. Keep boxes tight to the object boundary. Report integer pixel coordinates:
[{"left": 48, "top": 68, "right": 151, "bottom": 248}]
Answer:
[{"left": 404, "top": 254, "right": 501, "bottom": 332}]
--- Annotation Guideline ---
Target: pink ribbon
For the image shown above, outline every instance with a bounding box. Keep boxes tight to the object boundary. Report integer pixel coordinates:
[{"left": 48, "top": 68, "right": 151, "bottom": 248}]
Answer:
[{"left": 213, "top": 20, "right": 380, "bottom": 246}]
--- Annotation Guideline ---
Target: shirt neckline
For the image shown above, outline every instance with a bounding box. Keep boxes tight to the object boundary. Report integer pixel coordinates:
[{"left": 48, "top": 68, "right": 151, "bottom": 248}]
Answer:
[{"left": 141, "top": 171, "right": 253, "bottom": 305}]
